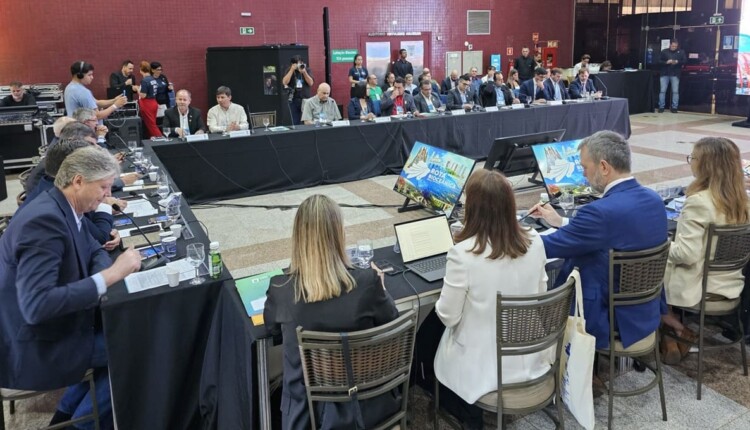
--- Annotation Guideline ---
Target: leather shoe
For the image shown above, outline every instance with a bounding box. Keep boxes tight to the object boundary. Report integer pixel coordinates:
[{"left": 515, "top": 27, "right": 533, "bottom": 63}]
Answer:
[
  {"left": 660, "top": 335, "right": 681, "bottom": 365},
  {"left": 670, "top": 108, "right": 678, "bottom": 113},
  {"left": 658, "top": 108, "right": 665, "bottom": 113},
  {"left": 677, "top": 327, "right": 699, "bottom": 357}
]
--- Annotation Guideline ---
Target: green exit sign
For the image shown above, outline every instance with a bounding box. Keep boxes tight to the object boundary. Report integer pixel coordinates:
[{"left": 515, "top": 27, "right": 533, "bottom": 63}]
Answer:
[
  {"left": 331, "top": 49, "right": 359, "bottom": 63},
  {"left": 710, "top": 15, "right": 724, "bottom": 25},
  {"left": 239, "top": 27, "right": 255, "bottom": 36}
]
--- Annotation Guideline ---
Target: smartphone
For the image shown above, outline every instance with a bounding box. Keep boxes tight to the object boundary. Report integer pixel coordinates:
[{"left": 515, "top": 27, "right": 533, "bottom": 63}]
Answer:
[
  {"left": 373, "top": 259, "right": 405, "bottom": 276},
  {"left": 148, "top": 215, "right": 170, "bottom": 224},
  {"left": 113, "top": 218, "right": 133, "bottom": 227},
  {"left": 136, "top": 244, "right": 163, "bottom": 260}
]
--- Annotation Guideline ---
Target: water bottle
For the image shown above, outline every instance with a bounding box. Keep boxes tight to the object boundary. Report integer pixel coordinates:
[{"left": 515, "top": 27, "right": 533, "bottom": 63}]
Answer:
[
  {"left": 166, "top": 192, "right": 182, "bottom": 223},
  {"left": 209, "top": 241, "right": 223, "bottom": 279},
  {"left": 319, "top": 111, "right": 327, "bottom": 125}
]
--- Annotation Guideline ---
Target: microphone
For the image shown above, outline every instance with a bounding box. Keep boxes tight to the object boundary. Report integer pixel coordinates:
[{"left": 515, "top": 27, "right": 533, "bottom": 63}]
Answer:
[
  {"left": 245, "top": 104, "right": 255, "bottom": 134},
  {"left": 285, "top": 93, "right": 297, "bottom": 130},
  {"left": 593, "top": 74, "right": 608, "bottom": 98},
  {"left": 113, "top": 203, "right": 169, "bottom": 271}
]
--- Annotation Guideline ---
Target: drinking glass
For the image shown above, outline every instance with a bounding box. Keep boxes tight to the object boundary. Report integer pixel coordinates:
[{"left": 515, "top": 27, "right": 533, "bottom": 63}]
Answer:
[
  {"left": 163, "top": 127, "right": 171, "bottom": 138},
  {"left": 186, "top": 243, "right": 205, "bottom": 285},
  {"left": 262, "top": 118, "right": 270, "bottom": 131},
  {"left": 437, "top": 106, "right": 446, "bottom": 116},
  {"left": 127, "top": 140, "right": 138, "bottom": 153},
  {"left": 559, "top": 192, "right": 575, "bottom": 217},
  {"left": 157, "top": 173, "right": 170, "bottom": 200},
  {"left": 356, "top": 239, "right": 374, "bottom": 269},
  {"left": 655, "top": 185, "right": 669, "bottom": 201}
]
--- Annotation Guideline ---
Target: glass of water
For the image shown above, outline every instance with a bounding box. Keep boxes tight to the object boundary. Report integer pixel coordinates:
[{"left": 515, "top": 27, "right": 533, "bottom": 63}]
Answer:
[
  {"left": 156, "top": 173, "right": 170, "bottom": 200},
  {"left": 356, "top": 239, "right": 374, "bottom": 269},
  {"left": 559, "top": 192, "right": 575, "bottom": 217},
  {"left": 262, "top": 117, "right": 270, "bottom": 131},
  {"left": 163, "top": 127, "right": 171, "bottom": 138},
  {"left": 127, "top": 140, "right": 138, "bottom": 153},
  {"left": 186, "top": 243, "right": 205, "bottom": 285}
]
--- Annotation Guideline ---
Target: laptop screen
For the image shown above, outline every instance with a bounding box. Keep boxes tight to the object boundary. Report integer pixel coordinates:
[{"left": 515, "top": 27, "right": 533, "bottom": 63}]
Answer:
[
  {"left": 394, "top": 216, "right": 454, "bottom": 263},
  {"left": 530, "top": 140, "right": 593, "bottom": 196}
]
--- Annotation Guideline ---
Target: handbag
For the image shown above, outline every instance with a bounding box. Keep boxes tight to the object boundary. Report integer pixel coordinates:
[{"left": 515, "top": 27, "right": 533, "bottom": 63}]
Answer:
[{"left": 559, "top": 269, "right": 596, "bottom": 430}]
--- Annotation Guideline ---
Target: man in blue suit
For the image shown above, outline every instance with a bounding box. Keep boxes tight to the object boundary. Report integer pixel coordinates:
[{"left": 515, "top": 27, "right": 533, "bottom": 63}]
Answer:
[
  {"left": 544, "top": 68, "right": 570, "bottom": 102},
  {"left": 519, "top": 67, "right": 549, "bottom": 104},
  {"left": 529, "top": 131, "right": 668, "bottom": 349},
  {"left": 0, "top": 146, "right": 141, "bottom": 429},
  {"left": 568, "top": 68, "right": 601, "bottom": 99}
]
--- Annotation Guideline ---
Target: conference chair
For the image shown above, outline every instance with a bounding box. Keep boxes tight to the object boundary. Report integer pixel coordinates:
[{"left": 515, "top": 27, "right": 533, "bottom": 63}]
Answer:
[
  {"left": 597, "top": 240, "right": 670, "bottom": 430},
  {"left": 249, "top": 111, "right": 276, "bottom": 129},
  {"left": 434, "top": 273, "right": 575, "bottom": 430},
  {"left": 296, "top": 308, "right": 418, "bottom": 430},
  {"left": 0, "top": 369, "right": 100, "bottom": 430},
  {"left": 665, "top": 223, "right": 750, "bottom": 400}
]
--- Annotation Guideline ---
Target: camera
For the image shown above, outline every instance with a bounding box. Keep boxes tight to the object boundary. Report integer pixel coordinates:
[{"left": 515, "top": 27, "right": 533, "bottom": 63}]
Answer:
[{"left": 298, "top": 63, "right": 306, "bottom": 70}]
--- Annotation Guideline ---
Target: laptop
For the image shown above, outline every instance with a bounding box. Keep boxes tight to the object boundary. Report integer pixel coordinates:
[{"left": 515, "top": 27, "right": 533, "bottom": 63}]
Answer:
[{"left": 394, "top": 215, "right": 454, "bottom": 282}]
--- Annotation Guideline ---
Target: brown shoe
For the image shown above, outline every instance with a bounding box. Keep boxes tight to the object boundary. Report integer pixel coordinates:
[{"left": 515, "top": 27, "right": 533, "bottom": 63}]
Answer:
[
  {"left": 660, "top": 335, "right": 682, "bottom": 365},
  {"left": 677, "top": 328, "right": 699, "bottom": 357}
]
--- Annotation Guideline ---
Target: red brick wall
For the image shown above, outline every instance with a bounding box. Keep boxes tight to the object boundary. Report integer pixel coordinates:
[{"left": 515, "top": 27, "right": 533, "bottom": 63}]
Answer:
[{"left": 0, "top": 1, "right": 574, "bottom": 114}]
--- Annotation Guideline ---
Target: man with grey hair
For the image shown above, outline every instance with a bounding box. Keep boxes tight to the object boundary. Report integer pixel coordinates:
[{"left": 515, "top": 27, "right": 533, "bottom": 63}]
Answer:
[
  {"left": 73, "top": 107, "right": 108, "bottom": 146},
  {"left": 529, "top": 130, "right": 668, "bottom": 350},
  {"left": 0, "top": 146, "right": 141, "bottom": 429}
]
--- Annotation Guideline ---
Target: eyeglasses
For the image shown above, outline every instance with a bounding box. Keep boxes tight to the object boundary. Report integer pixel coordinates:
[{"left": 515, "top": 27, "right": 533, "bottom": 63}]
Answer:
[{"left": 686, "top": 155, "right": 698, "bottom": 164}]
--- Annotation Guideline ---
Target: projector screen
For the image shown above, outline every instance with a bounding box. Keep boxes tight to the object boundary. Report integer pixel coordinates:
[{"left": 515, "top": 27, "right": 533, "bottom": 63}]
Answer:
[{"left": 738, "top": 1, "right": 750, "bottom": 95}]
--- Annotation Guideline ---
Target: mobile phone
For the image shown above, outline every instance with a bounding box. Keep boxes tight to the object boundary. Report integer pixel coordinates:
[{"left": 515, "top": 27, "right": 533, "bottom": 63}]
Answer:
[
  {"left": 373, "top": 259, "right": 405, "bottom": 276},
  {"left": 136, "top": 244, "right": 163, "bottom": 260},
  {"left": 113, "top": 218, "right": 133, "bottom": 227},
  {"left": 148, "top": 215, "right": 170, "bottom": 224}
]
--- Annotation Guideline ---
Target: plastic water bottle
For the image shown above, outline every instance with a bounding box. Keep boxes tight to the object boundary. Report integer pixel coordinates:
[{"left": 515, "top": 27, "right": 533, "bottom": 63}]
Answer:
[
  {"left": 319, "top": 111, "right": 327, "bottom": 125},
  {"left": 209, "top": 242, "right": 223, "bottom": 279}
]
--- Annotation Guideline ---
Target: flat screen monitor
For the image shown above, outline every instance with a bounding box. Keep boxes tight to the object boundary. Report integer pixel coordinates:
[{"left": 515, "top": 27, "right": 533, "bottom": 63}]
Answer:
[
  {"left": 530, "top": 139, "right": 592, "bottom": 196},
  {"left": 393, "top": 141, "right": 476, "bottom": 218},
  {"left": 484, "top": 129, "right": 566, "bottom": 177}
]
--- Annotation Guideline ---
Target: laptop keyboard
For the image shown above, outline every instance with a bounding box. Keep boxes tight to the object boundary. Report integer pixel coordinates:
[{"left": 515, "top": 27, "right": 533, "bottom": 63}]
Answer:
[{"left": 410, "top": 255, "right": 447, "bottom": 274}]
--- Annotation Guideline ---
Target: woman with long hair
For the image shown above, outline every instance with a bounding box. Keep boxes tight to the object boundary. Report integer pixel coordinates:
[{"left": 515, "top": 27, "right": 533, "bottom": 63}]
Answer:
[
  {"left": 348, "top": 53, "right": 368, "bottom": 98},
  {"left": 381, "top": 72, "right": 396, "bottom": 93},
  {"left": 264, "top": 194, "right": 400, "bottom": 430},
  {"left": 137, "top": 61, "right": 161, "bottom": 138},
  {"left": 433, "top": 169, "right": 550, "bottom": 429},
  {"left": 347, "top": 81, "right": 375, "bottom": 121},
  {"left": 661, "top": 137, "right": 750, "bottom": 364},
  {"left": 506, "top": 68, "right": 521, "bottom": 98}
]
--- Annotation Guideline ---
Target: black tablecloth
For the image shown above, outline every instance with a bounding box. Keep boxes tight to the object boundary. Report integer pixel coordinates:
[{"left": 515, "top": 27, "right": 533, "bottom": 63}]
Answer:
[
  {"left": 594, "top": 70, "right": 654, "bottom": 114},
  {"left": 152, "top": 98, "right": 631, "bottom": 204},
  {"left": 101, "top": 150, "right": 233, "bottom": 430}
]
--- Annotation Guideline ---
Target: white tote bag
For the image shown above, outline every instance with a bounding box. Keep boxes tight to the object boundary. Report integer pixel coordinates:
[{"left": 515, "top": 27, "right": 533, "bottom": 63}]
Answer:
[{"left": 559, "top": 269, "right": 596, "bottom": 430}]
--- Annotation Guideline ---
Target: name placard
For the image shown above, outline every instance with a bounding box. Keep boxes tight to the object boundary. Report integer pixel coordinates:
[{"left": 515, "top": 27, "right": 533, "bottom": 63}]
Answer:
[
  {"left": 184, "top": 133, "right": 209, "bottom": 142},
  {"left": 549, "top": 100, "right": 564, "bottom": 106},
  {"left": 228, "top": 129, "right": 252, "bottom": 138},
  {"left": 511, "top": 103, "right": 525, "bottom": 110},
  {"left": 450, "top": 109, "right": 466, "bottom": 116},
  {"left": 331, "top": 120, "right": 350, "bottom": 127},
  {"left": 484, "top": 106, "right": 499, "bottom": 112},
  {"left": 373, "top": 116, "right": 391, "bottom": 123}
]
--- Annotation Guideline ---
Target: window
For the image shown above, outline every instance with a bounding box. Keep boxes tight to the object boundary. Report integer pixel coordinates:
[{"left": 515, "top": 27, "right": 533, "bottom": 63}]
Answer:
[{"left": 622, "top": 0, "right": 692, "bottom": 15}]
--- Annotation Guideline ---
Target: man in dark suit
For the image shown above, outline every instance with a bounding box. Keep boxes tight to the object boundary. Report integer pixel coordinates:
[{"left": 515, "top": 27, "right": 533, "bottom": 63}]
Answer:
[
  {"left": 544, "top": 68, "right": 569, "bottom": 102},
  {"left": 568, "top": 68, "right": 601, "bottom": 99},
  {"left": 380, "top": 77, "right": 417, "bottom": 116},
  {"left": 162, "top": 89, "right": 206, "bottom": 137},
  {"left": 441, "top": 69, "right": 459, "bottom": 94},
  {"left": 480, "top": 71, "right": 518, "bottom": 107},
  {"left": 413, "top": 78, "right": 443, "bottom": 113},
  {"left": 518, "top": 67, "right": 548, "bottom": 104},
  {"left": 446, "top": 74, "right": 479, "bottom": 111},
  {"left": 529, "top": 131, "right": 668, "bottom": 350},
  {"left": 0, "top": 146, "right": 141, "bottom": 428},
  {"left": 391, "top": 49, "right": 413, "bottom": 79}
]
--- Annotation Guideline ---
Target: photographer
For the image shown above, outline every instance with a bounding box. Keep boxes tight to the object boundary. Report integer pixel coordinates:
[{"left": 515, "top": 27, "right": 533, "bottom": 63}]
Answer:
[{"left": 282, "top": 55, "right": 314, "bottom": 125}]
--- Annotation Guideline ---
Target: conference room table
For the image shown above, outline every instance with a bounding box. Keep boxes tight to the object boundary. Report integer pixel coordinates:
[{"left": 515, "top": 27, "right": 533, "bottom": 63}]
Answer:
[
  {"left": 99, "top": 148, "right": 234, "bottom": 430},
  {"left": 593, "top": 70, "right": 655, "bottom": 114},
  {"left": 198, "top": 244, "right": 565, "bottom": 429},
  {"left": 150, "top": 97, "right": 631, "bottom": 204}
]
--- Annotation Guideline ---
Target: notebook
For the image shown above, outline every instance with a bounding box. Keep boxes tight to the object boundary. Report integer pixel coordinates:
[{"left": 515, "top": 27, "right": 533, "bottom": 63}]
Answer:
[{"left": 394, "top": 215, "right": 454, "bottom": 282}]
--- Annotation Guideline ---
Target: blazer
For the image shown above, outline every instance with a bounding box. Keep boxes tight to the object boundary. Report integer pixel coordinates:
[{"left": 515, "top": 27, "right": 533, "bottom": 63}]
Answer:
[
  {"left": 664, "top": 190, "right": 749, "bottom": 307},
  {"left": 346, "top": 97, "right": 374, "bottom": 119},
  {"left": 434, "top": 232, "right": 552, "bottom": 404},
  {"left": 412, "top": 92, "right": 443, "bottom": 113},
  {"left": 441, "top": 77, "right": 458, "bottom": 94},
  {"left": 380, "top": 90, "right": 418, "bottom": 116},
  {"left": 518, "top": 79, "right": 547, "bottom": 104},
  {"left": 264, "top": 269, "right": 400, "bottom": 430},
  {"left": 446, "top": 88, "right": 479, "bottom": 110},
  {"left": 543, "top": 79, "right": 569, "bottom": 101},
  {"left": 162, "top": 106, "right": 206, "bottom": 137},
  {"left": 568, "top": 79, "right": 597, "bottom": 99},
  {"left": 541, "top": 179, "right": 668, "bottom": 350},
  {"left": 480, "top": 83, "right": 513, "bottom": 107},
  {"left": 0, "top": 187, "right": 111, "bottom": 390}
]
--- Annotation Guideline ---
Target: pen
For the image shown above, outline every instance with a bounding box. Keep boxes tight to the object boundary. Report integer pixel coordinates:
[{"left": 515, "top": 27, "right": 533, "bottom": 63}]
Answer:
[{"left": 519, "top": 191, "right": 562, "bottom": 223}]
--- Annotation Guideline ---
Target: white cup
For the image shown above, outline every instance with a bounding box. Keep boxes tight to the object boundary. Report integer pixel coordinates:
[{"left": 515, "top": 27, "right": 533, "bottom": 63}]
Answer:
[
  {"left": 166, "top": 267, "right": 180, "bottom": 287},
  {"left": 169, "top": 224, "right": 182, "bottom": 239},
  {"left": 149, "top": 172, "right": 158, "bottom": 181}
]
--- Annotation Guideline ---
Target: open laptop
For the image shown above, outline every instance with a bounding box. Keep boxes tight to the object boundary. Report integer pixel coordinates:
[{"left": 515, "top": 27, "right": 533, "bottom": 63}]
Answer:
[{"left": 394, "top": 215, "right": 454, "bottom": 282}]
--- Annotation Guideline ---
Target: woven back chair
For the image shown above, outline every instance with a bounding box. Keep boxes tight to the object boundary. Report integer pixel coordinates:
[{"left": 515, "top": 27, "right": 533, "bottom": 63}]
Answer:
[
  {"left": 296, "top": 309, "right": 417, "bottom": 430},
  {"left": 599, "top": 240, "right": 670, "bottom": 429},
  {"left": 434, "top": 273, "right": 575, "bottom": 430},
  {"left": 669, "top": 223, "right": 750, "bottom": 399},
  {"left": 250, "top": 111, "right": 276, "bottom": 129}
]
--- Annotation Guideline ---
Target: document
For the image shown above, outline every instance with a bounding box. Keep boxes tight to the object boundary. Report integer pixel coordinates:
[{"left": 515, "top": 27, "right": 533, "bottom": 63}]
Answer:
[
  {"left": 124, "top": 259, "right": 203, "bottom": 293},
  {"left": 122, "top": 198, "right": 159, "bottom": 217}
]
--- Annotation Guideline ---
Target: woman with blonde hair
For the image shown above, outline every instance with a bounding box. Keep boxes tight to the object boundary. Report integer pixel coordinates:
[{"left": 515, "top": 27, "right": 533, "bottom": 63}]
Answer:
[
  {"left": 661, "top": 137, "right": 750, "bottom": 364},
  {"left": 264, "top": 194, "right": 399, "bottom": 430},
  {"left": 433, "top": 169, "right": 549, "bottom": 429}
]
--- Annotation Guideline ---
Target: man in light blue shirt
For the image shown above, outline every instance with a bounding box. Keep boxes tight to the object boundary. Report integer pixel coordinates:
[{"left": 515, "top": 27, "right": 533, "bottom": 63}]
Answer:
[{"left": 64, "top": 61, "right": 127, "bottom": 119}]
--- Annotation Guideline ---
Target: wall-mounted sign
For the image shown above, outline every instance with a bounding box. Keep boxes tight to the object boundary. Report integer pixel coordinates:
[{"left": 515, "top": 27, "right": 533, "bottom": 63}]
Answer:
[
  {"left": 532, "top": 32, "right": 539, "bottom": 43},
  {"left": 548, "top": 40, "right": 558, "bottom": 48},
  {"left": 506, "top": 47, "right": 513, "bottom": 56},
  {"left": 239, "top": 27, "right": 255, "bottom": 36},
  {"left": 331, "top": 49, "right": 359, "bottom": 63}
]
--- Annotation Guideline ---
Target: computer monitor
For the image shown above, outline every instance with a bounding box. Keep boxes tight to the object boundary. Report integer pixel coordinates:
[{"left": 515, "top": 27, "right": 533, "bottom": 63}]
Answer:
[
  {"left": 530, "top": 139, "right": 592, "bottom": 196},
  {"left": 484, "top": 129, "right": 566, "bottom": 177},
  {"left": 393, "top": 141, "right": 476, "bottom": 218}
]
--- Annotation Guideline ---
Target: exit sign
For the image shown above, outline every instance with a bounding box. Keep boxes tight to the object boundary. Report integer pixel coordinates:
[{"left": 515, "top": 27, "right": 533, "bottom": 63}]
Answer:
[
  {"left": 710, "top": 15, "right": 724, "bottom": 25},
  {"left": 239, "top": 27, "right": 255, "bottom": 36}
]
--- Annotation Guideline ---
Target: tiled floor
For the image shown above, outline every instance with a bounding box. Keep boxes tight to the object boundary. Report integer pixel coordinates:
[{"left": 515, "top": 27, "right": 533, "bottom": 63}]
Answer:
[{"left": 4, "top": 111, "right": 750, "bottom": 429}]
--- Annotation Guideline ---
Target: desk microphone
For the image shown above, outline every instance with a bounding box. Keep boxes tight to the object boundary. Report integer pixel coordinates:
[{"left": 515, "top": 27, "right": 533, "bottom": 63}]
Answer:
[
  {"left": 285, "top": 96, "right": 296, "bottom": 130},
  {"left": 593, "top": 74, "right": 609, "bottom": 98},
  {"left": 129, "top": 191, "right": 168, "bottom": 209},
  {"left": 112, "top": 203, "right": 169, "bottom": 271},
  {"left": 246, "top": 104, "right": 255, "bottom": 135}
]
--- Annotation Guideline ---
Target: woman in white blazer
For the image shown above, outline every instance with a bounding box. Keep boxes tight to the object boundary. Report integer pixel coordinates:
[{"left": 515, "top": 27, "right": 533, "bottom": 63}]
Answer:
[
  {"left": 433, "top": 169, "right": 550, "bottom": 428},
  {"left": 661, "top": 137, "right": 750, "bottom": 364}
]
